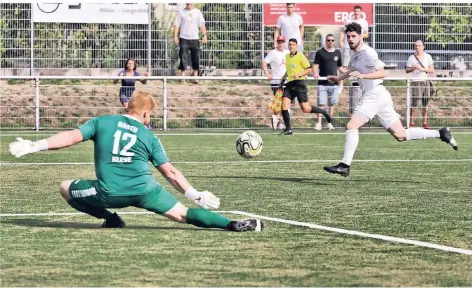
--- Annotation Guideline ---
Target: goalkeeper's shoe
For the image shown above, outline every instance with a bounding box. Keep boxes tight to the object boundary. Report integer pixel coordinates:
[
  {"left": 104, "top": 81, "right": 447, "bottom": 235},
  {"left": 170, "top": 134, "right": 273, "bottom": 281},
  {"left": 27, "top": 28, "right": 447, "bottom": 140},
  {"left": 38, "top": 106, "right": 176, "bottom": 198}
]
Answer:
[
  {"left": 279, "top": 129, "right": 292, "bottom": 135},
  {"left": 102, "top": 212, "right": 126, "bottom": 228},
  {"left": 227, "top": 219, "right": 264, "bottom": 232},
  {"left": 439, "top": 127, "right": 458, "bottom": 150},
  {"left": 323, "top": 162, "right": 350, "bottom": 177}
]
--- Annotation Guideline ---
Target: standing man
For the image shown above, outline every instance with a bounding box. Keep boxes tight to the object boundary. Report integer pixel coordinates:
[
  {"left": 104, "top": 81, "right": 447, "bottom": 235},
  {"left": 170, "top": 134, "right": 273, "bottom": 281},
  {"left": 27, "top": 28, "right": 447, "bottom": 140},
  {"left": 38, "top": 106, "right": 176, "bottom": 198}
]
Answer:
[
  {"left": 406, "top": 40, "right": 435, "bottom": 129},
  {"left": 274, "top": 3, "right": 304, "bottom": 52},
  {"left": 262, "top": 35, "right": 290, "bottom": 129},
  {"left": 340, "top": 5, "right": 369, "bottom": 114},
  {"left": 323, "top": 23, "right": 457, "bottom": 177},
  {"left": 278, "top": 39, "right": 332, "bottom": 135},
  {"left": 313, "top": 34, "right": 344, "bottom": 131},
  {"left": 174, "top": 3, "right": 207, "bottom": 84}
]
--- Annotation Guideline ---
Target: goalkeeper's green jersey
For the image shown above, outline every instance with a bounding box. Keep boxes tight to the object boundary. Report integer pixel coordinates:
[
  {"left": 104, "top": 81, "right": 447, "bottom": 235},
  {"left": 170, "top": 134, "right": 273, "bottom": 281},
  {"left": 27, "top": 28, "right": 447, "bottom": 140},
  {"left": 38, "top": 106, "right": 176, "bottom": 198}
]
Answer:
[{"left": 78, "top": 115, "right": 169, "bottom": 196}]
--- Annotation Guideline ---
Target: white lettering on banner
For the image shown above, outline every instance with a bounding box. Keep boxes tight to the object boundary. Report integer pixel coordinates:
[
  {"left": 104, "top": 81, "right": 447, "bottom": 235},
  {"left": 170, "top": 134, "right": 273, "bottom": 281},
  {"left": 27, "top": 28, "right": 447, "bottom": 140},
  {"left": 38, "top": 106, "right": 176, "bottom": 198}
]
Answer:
[
  {"left": 32, "top": 3, "right": 149, "bottom": 24},
  {"left": 335, "top": 12, "right": 367, "bottom": 23}
]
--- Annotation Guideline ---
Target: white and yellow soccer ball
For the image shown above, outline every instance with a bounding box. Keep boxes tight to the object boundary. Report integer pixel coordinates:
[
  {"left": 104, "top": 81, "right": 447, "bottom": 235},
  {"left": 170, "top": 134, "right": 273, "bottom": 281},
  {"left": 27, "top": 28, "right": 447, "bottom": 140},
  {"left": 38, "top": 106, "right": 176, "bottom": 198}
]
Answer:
[{"left": 236, "top": 130, "right": 263, "bottom": 159}]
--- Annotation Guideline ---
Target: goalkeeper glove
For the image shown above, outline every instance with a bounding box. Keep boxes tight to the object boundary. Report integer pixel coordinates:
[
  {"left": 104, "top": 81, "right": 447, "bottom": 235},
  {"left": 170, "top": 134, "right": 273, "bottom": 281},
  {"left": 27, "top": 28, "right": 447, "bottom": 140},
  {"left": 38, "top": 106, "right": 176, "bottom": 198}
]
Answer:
[
  {"left": 9, "top": 137, "right": 48, "bottom": 158},
  {"left": 185, "top": 187, "right": 220, "bottom": 210}
]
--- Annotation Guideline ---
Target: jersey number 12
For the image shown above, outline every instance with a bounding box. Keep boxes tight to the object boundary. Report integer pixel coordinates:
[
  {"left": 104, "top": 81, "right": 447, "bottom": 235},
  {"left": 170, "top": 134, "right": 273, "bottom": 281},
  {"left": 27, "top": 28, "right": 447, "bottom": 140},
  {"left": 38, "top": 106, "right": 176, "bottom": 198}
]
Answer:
[{"left": 112, "top": 130, "right": 137, "bottom": 156}]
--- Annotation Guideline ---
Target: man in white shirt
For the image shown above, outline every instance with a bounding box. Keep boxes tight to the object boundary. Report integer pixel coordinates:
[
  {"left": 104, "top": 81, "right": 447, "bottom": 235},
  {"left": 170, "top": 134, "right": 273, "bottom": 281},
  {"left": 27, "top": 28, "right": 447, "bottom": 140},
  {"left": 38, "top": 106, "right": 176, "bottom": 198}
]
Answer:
[
  {"left": 340, "top": 5, "right": 369, "bottom": 116},
  {"left": 323, "top": 23, "right": 458, "bottom": 177},
  {"left": 174, "top": 3, "right": 207, "bottom": 84},
  {"left": 406, "top": 40, "right": 435, "bottom": 129},
  {"left": 262, "top": 35, "right": 290, "bottom": 129},
  {"left": 274, "top": 3, "right": 304, "bottom": 52}
]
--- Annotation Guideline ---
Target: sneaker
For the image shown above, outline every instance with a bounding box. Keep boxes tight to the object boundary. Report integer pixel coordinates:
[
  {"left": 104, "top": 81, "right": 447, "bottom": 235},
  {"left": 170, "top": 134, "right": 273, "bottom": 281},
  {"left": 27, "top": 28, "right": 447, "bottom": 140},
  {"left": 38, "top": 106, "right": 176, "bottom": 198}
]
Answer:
[
  {"left": 323, "top": 162, "right": 350, "bottom": 177},
  {"left": 409, "top": 122, "right": 415, "bottom": 128},
  {"left": 314, "top": 122, "right": 322, "bottom": 131},
  {"left": 271, "top": 116, "right": 279, "bottom": 130},
  {"left": 279, "top": 129, "right": 293, "bottom": 135},
  {"left": 439, "top": 127, "right": 458, "bottom": 150},
  {"left": 101, "top": 212, "right": 126, "bottom": 228},
  {"left": 227, "top": 219, "right": 264, "bottom": 232},
  {"left": 327, "top": 123, "right": 335, "bottom": 130},
  {"left": 423, "top": 122, "right": 430, "bottom": 129}
]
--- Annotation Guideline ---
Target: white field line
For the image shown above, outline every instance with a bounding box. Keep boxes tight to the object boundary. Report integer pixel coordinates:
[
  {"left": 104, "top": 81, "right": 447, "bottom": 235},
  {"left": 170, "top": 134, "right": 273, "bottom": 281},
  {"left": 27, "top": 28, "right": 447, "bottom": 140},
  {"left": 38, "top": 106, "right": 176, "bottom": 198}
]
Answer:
[
  {"left": 1, "top": 159, "right": 471, "bottom": 166},
  {"left": 0, "top": 210, "right": 470, "bottom": 256},
  {"left": 1, "top": 132, "right": 472, "bottom": 137}
]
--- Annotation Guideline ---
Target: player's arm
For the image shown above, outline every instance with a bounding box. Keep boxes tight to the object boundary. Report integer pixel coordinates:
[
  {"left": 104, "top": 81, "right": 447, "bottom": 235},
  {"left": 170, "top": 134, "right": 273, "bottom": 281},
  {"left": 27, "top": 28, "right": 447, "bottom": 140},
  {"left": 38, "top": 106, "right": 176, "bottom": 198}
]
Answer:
[
  {"left": 293, "top": 55, "right": 312, "bottom": 79},
  {"left": 351, "top": 67, "right": 387, "bottom": 80},
  {"left": 274, "top": 27, "right": 280, "bottom": 47},
  {"left": 9, "top": 129, "right": 83, "bottom": 158},
  {"left": 405, "top": 55, "right": 416, "bottom": 73},
  {"left": 312, "top": 64, "right": 319, "bottom": 78},
  {"left": 173, "top": 12, "right": 181, "bottom": 45},
  {"left": 299, "top": 24, "right": 304, "bottom": 42},
  {"left": 327, "top": 68, "right": 354, "bottom": 82},
  {"left": 261, "top": 60, "right": 271, "bottom": 79},
  {"left": 339, "top": 26, "right": 345, "bottom": 47}
]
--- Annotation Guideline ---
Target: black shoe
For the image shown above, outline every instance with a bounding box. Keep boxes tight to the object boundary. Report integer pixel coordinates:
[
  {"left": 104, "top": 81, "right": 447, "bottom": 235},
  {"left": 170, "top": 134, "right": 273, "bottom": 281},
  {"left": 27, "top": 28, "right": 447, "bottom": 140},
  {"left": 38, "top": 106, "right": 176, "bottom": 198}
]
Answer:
[
  {"left": 102, "top": 212, "right": 126, "bottom": 228},
  {"left": 227, "top": 219, "right": 264, "bottom": 232},
  {"left": 323, "top": 162, "right": 350, "bottom": 177},
  {"left": 439, "top": 127, "right": 458, "bottom": 150},
  {"left": 279, "top": 129, "right": 293, "bottom": 135}
]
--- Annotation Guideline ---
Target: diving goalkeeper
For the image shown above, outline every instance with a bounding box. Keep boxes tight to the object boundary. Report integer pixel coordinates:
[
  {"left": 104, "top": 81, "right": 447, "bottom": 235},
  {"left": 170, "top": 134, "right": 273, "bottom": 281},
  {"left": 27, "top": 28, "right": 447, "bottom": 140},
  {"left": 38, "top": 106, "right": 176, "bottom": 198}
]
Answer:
[{"left": 9, "top": 91, "right": 263, "bottom": 232}]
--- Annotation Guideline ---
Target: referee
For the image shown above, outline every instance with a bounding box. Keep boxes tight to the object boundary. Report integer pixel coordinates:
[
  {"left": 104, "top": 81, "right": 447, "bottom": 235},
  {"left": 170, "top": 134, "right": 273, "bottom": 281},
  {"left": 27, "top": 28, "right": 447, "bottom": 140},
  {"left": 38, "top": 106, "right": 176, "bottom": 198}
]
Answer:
[{"left": 279, "top": 38, "right": 332, "bottom": 135}]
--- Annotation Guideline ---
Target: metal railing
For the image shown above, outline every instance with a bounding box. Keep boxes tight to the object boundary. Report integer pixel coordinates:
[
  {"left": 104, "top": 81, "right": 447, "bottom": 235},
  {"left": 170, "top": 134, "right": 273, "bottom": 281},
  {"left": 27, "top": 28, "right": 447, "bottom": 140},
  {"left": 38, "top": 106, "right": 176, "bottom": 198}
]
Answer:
[{"left": 1, "top": 76, "right": 471, "bottom": 131}]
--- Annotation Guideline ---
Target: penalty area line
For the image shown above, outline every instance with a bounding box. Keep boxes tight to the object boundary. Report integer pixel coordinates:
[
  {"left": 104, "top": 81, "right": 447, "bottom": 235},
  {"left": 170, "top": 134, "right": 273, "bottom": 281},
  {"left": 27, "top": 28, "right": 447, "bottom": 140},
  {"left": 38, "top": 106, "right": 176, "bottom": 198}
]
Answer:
[
  {"left": 1, "top": 159, "right": 472, "bottom": 166},
  {"left": 0, "top": 210, "right": 470, "bottom": 256}
]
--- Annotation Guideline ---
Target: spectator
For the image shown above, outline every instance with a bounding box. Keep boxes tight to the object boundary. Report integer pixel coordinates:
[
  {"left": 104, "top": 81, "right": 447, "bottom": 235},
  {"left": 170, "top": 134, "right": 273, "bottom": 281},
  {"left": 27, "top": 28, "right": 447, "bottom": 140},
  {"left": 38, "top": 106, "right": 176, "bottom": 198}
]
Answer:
[
  {"left": 406, "top": 40, "right": 435, "bottom": 129},
  {"left": 340, "top": 6, "right": 368, "bottom": 114},
  {"left": 174, "top": 3, "right": 207, "bottom": 84},
  {"left": 262, "top": 35, "right": 290, "bottom": 130},
  {"left": 312, "top": 34, "right": 344, "bottom": 130},
  {"left": 113, "top": 58, "right": 148, "bottom": 108},
  {"left": 274, "top": 3, "right": 304, "bottom": 52}
]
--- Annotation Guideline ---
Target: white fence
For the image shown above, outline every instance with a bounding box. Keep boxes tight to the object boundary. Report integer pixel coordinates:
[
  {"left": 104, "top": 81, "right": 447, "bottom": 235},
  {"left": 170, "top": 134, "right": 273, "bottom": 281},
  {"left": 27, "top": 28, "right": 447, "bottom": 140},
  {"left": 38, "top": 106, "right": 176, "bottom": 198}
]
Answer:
[{"left": 1, "top": 76, "right": 471, "bottom": 131}]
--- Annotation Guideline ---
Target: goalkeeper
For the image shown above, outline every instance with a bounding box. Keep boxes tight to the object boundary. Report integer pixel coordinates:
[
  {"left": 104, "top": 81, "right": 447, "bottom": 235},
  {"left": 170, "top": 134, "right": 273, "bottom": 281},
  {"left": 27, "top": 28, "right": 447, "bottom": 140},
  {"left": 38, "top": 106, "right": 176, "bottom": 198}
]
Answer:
[{"left": 9, "top": 91, "right": 263, "bottom": 232}]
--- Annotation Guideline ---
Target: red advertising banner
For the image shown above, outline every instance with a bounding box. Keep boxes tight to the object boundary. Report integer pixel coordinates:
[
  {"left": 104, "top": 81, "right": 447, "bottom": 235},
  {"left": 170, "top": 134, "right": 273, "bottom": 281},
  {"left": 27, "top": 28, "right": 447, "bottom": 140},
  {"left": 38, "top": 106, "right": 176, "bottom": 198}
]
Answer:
[{"left": 263, "top": 3, "right": 374, "bottom": 27}]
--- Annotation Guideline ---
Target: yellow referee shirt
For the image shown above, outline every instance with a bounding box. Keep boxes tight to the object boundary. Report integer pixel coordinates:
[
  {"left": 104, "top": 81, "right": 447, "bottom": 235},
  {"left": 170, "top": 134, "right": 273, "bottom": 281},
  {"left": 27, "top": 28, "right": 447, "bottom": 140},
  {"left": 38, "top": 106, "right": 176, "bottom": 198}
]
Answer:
[{"left": 285, "top": 52, "right": 311, "bottom": 82}]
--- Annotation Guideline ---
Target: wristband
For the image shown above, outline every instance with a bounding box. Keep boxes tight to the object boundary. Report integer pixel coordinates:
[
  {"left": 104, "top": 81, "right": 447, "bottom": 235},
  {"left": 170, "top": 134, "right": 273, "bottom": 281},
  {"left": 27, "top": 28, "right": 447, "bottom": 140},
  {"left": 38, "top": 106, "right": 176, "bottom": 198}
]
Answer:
[
  {"left": 37, "top": 139, "right": 49, "bottom": 151},
  {"left": 185, "top": 186, "right": 200, "bottom": 201}
]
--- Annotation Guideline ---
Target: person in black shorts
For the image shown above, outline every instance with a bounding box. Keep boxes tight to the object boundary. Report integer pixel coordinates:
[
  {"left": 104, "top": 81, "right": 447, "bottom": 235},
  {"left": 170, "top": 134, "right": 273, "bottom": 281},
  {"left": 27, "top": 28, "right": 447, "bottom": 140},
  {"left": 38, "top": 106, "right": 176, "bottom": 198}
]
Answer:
[{"left": 278, "top": 39, "right": 332, "bottom": 135}]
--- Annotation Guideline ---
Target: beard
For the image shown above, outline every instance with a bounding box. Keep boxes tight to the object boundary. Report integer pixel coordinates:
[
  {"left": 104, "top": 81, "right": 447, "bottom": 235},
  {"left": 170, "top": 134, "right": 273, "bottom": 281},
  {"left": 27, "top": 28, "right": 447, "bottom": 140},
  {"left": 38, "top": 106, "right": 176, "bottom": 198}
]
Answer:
[{"left": 349, "top": 41, "right": 360, "bottom": 50}]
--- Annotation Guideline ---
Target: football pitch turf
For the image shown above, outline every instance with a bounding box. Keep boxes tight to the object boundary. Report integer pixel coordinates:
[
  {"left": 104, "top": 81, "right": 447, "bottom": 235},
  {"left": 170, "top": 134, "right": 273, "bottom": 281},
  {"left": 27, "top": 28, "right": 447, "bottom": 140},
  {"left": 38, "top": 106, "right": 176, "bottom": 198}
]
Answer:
[{"left": 0, "top": 130, "right": 471, "bottom": 286}]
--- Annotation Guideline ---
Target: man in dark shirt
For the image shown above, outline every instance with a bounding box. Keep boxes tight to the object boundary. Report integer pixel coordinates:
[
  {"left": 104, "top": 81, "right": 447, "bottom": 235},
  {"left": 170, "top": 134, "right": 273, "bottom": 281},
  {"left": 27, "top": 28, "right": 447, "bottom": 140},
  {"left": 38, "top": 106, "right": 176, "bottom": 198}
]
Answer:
[{"left": 312, "top": 34, "right": 345, "bottom": 130}]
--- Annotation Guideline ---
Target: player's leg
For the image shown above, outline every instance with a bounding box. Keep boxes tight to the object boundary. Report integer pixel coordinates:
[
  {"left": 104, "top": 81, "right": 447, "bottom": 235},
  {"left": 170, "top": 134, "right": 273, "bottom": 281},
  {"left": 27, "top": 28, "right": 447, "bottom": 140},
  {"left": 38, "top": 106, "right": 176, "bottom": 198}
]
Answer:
[
  {"left": 178, "top": 38, "right": 190, "bottom": 80},
  {"left": 60, "top": 180, "right": 124, "bottom": 228},
  {"left": 421, "top": 83, "right": 430, "bottom": 128},
  {"left": 410, "top": 82, "right": 420, "bottom": 127},
  {"left": 139, "top": 187, "right": 263, "bottom": 232},
  {"left": 270, "top": 85, "right": 281, "bottom": 130},
  {"left": 315, "top": 85, "right": 328, "bottom": 130}
]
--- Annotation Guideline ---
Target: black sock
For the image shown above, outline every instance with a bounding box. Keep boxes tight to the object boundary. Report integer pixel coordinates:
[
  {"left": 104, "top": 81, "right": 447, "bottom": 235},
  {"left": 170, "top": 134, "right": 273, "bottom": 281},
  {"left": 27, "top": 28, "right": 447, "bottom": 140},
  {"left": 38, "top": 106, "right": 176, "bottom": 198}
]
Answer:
[
  {"left": 67, "top": 199, "right": 113, "bottom": 219},
  {"left": 282, "top": 110, "right": 291, "bottom": 130},
  {"left": 310, "top": 106, "right": 332, "bottom": 123}
]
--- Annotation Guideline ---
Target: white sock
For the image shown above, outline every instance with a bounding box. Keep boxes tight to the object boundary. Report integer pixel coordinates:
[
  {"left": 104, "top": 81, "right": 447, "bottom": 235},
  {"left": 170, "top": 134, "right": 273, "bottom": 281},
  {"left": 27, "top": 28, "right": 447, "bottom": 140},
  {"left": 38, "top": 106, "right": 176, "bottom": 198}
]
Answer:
[
  {"left": 406, "top": 128, "right": 440, "bottom": 141},
  {"left": 341, "top": 129, "right": 359, "bottom": 166}
]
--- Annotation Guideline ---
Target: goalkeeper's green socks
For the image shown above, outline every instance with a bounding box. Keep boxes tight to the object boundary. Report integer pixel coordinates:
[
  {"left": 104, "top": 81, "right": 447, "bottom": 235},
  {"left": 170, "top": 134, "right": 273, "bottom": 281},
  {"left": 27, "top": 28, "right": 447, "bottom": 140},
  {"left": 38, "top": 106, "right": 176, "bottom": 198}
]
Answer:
[
  {"left": 67, "top": 199, "right": 113, "bottom": 219},
  {"left": 186, "top": 208, "right": 231, "bottom": 229}
]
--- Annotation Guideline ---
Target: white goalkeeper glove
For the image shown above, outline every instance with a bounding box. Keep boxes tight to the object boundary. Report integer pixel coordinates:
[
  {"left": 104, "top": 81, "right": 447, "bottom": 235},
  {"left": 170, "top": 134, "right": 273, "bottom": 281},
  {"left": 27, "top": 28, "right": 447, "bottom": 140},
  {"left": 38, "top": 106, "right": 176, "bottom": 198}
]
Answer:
[
  {"left": 9, "top": 137, "right": 48, "bottom": 158},
  {"left": 185, "top": 187, "right": 220, "bottom": 210}
]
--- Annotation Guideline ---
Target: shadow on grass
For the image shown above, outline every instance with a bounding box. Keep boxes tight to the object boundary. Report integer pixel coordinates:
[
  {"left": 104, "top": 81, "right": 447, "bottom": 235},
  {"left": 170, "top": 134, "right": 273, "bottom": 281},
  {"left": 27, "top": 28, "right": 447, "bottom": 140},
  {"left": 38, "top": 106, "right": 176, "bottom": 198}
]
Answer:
[
  {"left": 1, "top": 218, "right": 226, "bottom": 232},
  {"left": 197, "top": 175, "right": 422, "bottom": 184}
]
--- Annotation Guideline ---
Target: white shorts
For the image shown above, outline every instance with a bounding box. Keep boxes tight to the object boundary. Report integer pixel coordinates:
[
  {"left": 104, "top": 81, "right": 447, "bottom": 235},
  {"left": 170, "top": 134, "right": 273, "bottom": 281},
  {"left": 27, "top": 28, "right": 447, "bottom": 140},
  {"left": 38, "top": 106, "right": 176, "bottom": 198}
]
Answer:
[{"left": 354, "top": 85, "right": 399, "bottom": 129}]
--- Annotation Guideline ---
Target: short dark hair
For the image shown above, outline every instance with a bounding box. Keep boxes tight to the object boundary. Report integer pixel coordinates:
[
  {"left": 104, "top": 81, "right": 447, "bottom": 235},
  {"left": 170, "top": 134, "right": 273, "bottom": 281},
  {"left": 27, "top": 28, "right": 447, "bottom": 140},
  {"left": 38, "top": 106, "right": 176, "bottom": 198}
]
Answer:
[
  {"left": 124, "top": 58, "right": 137, "bottom": 71},
  {"left": 326, "top": 34, "right": 335, "bottom": 39},
  {"left": 288, "top": 38, "right": 298, "bottom": 44},
  {"left": 354, "top": 5, "right": 362, "bottom": 10},
  {"left": 286, "top": 3, "right": 295, "bottom": 6},
  {"left": 345, "top": 22, "right": 362, "bottom": 35}
]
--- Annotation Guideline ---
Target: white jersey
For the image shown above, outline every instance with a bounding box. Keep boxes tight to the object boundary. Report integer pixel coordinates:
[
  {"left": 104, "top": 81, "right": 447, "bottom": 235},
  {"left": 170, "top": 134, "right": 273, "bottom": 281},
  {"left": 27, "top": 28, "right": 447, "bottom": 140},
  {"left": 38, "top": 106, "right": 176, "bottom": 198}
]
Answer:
[
  {"left": 406, "top": 53, "right": 434, "bottom": 81},
  {"left": 264, "top": 48, "right": 290, "bottom": 85},
  {"left": 348, "top": 44, "right": 385, "bottom": 93},
  {"left": 277, "top": 13, "right": 303, "bottom": 44},
  {"left": 343, "top": 17, "right": 368, "bottom": 48}
]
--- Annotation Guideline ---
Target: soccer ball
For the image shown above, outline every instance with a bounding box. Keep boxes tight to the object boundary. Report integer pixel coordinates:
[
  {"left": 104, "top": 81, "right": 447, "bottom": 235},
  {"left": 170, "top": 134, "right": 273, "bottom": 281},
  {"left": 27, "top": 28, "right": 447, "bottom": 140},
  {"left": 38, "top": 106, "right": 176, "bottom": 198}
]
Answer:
[{"left": 236, "top": 131, "right": 263, "bottom": 159}]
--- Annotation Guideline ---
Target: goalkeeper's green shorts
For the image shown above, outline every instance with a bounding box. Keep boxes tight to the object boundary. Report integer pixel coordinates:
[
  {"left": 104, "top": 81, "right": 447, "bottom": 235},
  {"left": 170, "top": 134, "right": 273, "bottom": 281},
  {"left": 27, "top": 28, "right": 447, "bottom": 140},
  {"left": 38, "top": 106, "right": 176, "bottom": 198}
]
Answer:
[{"left": 68, "top": 180, "right": 178, "bottom": 214}]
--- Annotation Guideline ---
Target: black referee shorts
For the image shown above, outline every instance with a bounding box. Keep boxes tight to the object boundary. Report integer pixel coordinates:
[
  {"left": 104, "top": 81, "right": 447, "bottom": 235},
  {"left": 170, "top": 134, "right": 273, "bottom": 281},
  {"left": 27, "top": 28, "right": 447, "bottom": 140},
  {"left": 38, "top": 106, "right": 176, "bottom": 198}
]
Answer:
[{"left": 283, "top": 80, "right": 308, "bottom": 103}]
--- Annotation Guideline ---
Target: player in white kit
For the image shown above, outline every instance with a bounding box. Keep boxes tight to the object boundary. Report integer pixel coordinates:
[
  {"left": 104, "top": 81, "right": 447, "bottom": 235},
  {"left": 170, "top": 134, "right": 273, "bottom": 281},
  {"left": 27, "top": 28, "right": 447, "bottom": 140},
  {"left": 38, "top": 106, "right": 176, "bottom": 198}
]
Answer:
[{"left": 323, "top": 22, "right": 458, "bottom": 177}]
